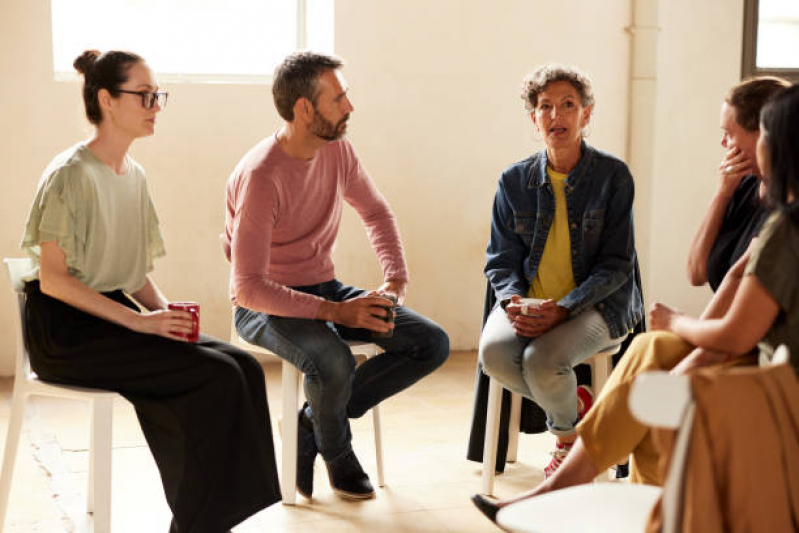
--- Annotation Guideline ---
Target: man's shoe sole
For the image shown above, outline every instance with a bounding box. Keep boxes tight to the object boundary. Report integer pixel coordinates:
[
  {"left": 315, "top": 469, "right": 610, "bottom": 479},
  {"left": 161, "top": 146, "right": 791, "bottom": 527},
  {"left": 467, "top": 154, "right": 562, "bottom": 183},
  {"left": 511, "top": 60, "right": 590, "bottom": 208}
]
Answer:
[
  {"left": 331, "top": 486, "right": 376, "bottom": 500},
  {"left": 327, "top": 470, "right": 375, "bottom": 500}
]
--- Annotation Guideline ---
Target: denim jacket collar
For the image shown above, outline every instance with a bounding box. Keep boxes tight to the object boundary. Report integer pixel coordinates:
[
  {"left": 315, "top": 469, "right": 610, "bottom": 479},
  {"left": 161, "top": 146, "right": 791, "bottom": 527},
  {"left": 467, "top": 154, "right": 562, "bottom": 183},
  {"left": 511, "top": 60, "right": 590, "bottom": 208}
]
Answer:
[{"left": 527, "top": 140, "right": 593, "bottom": 195}]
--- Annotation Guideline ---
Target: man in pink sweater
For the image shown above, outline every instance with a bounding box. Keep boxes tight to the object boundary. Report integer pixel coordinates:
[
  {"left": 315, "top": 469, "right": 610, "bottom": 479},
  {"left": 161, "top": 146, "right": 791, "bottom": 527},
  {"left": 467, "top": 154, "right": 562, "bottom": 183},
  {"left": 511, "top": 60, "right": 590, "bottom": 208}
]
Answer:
[{"left": 222, "top": 52, "right": 449, "bottom": 501}]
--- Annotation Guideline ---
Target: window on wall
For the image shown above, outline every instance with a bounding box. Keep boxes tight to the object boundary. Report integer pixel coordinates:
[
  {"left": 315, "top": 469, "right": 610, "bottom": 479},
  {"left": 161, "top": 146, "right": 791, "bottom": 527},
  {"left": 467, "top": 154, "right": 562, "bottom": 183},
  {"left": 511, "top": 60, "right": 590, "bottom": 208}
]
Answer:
[
  {"left": 742, "top": 0, "right": 799, "bottom": 81},
  {"left": 51, "top": 0, "right": 334, "bottom": 83}
]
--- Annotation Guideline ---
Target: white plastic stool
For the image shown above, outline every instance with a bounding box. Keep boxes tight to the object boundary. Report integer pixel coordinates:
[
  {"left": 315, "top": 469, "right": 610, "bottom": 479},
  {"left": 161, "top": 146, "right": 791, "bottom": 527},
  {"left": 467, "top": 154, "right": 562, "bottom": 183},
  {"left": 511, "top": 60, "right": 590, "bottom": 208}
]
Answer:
[
  {"left": 230, "top": 324, "right": 386, "bottom": 505},
  {"left": 481, "top": 345, "right": 621, "bottom": 496},
  {"left": 1, "top": 258, "right": 117, "bottom": 532}
]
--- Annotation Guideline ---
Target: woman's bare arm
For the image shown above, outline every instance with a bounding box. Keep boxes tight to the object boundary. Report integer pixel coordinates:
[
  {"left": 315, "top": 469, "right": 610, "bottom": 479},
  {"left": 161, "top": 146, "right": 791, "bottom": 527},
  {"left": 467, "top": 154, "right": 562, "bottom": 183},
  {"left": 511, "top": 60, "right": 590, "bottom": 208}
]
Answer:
[{"left": 38, "top": 241, "right": 191, "bottom": 340}]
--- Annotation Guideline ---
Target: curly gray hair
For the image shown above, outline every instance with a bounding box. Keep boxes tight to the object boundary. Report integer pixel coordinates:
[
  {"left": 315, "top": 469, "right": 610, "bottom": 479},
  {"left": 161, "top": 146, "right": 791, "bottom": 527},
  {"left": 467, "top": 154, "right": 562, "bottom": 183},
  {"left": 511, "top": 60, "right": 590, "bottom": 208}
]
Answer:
[{"left": 521, "top": 64, "right": 595, "bottom": 112}]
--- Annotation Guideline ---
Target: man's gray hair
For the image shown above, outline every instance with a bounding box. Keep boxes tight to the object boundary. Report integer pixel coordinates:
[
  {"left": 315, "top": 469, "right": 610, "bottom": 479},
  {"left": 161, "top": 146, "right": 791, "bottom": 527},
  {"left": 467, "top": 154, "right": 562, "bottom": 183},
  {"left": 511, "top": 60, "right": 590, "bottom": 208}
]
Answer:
[{"left": 273, "top": 51, "right": 344, "bottom": 121}]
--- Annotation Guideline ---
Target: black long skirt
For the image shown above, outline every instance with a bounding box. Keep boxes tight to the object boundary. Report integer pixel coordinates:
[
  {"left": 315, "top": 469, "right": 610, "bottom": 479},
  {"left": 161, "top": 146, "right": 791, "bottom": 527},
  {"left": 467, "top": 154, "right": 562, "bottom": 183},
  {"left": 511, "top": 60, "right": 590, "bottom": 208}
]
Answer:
[{"left": 23, "top": 281, "right": 281, "bottom": 533}]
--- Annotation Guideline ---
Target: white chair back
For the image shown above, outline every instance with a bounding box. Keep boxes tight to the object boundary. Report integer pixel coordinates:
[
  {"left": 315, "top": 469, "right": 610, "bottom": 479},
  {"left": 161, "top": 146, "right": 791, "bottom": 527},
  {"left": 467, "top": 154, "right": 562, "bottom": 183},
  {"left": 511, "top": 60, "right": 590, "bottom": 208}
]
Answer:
[
  {"left": 772, "top": 344, "right": 790, "bottom": 366},
  {"left": 629, "top": 370, "right": 694, "bottom": 533},
  {"left": 629, "top": 371, "right": 691, "bottom": 428},
  {"left": 3, "top": 258, "right": 35, "bottom": 380}
]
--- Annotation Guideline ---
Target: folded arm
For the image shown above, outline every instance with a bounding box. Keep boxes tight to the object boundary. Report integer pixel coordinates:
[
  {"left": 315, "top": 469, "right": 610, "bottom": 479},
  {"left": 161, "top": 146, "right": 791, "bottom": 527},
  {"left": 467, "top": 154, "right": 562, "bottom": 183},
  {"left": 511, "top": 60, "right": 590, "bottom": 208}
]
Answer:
[{"left": 651, "top": 273, "right": 778, "bottom": 356}]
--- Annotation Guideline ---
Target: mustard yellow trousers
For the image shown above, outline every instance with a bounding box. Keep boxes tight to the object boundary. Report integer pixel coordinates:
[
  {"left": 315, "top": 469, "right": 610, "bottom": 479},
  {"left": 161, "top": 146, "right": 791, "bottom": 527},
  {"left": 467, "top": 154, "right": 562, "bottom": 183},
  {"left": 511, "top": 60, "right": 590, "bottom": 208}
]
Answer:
[{"left": 577, "top": 331, "right": 751, "bottom": 484}]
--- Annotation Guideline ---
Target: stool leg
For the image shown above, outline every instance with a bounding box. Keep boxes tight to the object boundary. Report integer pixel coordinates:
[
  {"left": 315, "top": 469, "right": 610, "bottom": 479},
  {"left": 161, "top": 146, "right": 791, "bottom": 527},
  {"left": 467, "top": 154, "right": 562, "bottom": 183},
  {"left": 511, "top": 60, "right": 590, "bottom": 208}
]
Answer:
[
  {"left": 506, "top": 393, "right": 522, "bottom": 463},
  {"left": 589, "top": 353, "right": 616, "bottom": 481},
  {"left": 281, "top": 362, "right": 300, "bottom": 505},
  {"left": 89, "top": 397, "right": 113, "bottom": 532},
  {"left": 354, "top": 346, "right": 386, "bottom": 488},
  {"left": 372, "top": 405, "right": 385, "bottom": 487},
  {"left": 592, "top": 354, "right": 613, "bottom": 395},
  {"left": 0, "top": 387, "right": 28, "bottom": 528},
  {"left": 481, "top": 377, "right": 503, "bottom": 496}
]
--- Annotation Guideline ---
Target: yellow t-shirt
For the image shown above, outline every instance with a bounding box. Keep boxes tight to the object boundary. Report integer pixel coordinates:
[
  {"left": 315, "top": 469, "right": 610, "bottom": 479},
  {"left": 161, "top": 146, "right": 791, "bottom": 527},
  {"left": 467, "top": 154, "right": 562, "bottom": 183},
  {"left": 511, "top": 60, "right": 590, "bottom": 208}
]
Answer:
[{"left": 528, "top": 167, "right": 576, "bottom": 301}]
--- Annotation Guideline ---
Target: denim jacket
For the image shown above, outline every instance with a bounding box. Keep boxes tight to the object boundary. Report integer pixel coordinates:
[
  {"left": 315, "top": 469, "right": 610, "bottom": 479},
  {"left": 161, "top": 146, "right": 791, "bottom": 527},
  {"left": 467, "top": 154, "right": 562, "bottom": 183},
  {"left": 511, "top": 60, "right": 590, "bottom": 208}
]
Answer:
[{"left": 485, "top": 141, "right": 643, "bottom": 339}]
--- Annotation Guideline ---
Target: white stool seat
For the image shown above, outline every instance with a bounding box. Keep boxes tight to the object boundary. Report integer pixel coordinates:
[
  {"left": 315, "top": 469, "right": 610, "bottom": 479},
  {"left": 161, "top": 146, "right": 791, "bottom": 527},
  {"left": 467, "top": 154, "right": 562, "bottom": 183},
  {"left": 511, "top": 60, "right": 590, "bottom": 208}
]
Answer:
[
  {"left": 497, "top": 483, "right": 662, "bottom": 533},
  {"left": 1, "top": 258, "right": 117, "bottom": 532},
  {"left": 230, "top": 323, "right": 386, "bottom": 505}
]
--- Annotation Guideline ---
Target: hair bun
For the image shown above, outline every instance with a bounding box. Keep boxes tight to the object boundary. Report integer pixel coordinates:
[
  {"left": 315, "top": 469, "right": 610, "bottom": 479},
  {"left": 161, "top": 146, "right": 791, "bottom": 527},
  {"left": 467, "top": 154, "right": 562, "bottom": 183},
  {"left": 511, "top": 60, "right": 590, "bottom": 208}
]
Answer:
[{"left": 73, "top": 50, "right": 101, "bottom": 76}]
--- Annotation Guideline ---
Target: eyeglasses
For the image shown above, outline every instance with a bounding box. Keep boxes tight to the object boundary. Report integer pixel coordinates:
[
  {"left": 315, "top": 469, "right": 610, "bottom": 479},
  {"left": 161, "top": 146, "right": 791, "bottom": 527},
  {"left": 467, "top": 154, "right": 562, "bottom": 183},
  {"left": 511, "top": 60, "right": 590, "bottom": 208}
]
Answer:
[{"left": 117, "top": 90, "right": 169, "bottom": 110}]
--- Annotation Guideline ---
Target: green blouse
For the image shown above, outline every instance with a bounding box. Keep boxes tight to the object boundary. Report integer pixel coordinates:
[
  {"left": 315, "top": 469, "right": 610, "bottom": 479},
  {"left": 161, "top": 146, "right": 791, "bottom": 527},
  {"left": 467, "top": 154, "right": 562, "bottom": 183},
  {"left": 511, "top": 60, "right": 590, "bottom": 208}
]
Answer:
[
  {"left": 21, "top": 143, "right": 165, "bottom": 294},
  {"left": 746, "top": 210, "right": 799, "bottom": 373}
]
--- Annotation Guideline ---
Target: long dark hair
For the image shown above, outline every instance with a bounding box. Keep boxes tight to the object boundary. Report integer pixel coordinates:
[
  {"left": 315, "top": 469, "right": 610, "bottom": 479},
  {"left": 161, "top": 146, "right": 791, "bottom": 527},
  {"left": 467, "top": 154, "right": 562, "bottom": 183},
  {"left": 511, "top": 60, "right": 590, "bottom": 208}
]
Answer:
[
  {"left": 73, "top": 49, "right": 143, "bottom": 125},
  {"left": 760, "top": 84, "right": 799, "bottom": 225}
]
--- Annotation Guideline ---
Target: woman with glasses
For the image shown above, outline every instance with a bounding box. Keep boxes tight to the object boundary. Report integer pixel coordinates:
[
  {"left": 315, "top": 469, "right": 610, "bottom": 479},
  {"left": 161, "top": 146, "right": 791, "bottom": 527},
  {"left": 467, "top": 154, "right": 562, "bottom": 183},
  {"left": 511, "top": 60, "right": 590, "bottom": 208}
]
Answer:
[{"left": 20, "top": 50, "right": 280, "bottom": 532}]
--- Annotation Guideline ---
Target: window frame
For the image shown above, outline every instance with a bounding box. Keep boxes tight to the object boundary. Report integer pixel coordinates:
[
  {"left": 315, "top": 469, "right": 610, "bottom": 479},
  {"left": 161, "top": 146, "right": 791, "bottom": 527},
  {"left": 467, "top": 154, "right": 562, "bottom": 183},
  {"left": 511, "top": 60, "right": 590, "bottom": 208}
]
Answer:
[
  {"left": 742, "top": 0, "right": 799, "bottom": 82},
  {"left": 52, "top": 0, "right": 329, "bottom": 84}
]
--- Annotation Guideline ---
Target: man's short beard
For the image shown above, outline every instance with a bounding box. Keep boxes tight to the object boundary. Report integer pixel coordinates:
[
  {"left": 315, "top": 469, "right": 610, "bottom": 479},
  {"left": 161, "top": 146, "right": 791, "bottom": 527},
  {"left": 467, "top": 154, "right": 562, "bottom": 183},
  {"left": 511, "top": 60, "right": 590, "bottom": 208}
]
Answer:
[{"left": 311, "top": 109, "right": 348, "bottom": 141}]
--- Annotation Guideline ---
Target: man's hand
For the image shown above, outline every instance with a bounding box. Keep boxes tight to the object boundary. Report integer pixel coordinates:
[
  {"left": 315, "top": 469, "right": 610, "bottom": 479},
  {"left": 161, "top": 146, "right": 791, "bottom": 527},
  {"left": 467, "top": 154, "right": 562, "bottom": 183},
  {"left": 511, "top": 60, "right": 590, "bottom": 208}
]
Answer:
[
  {"left": 505, "top": 296, "right": 568, "bottom": 338},
  {"left": 377, "top": 279, "right": 407, "bottom": 306},
  {"left": 316, "top": 295, "right": 394, "bottom": 333}
]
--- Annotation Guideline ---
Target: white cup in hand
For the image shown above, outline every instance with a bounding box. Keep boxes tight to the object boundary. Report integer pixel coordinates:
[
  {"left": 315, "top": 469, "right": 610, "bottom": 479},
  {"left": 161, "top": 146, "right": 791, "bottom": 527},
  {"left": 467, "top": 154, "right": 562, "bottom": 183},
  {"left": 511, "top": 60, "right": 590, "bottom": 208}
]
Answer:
[{"left": 519, "top": 298, "right": 545, "bottom": 316}]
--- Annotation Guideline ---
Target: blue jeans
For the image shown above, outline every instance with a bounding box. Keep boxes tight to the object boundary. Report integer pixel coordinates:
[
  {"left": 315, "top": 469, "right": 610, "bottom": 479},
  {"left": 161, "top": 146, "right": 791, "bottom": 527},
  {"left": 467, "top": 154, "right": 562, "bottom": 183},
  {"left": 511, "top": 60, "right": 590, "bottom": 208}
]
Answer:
[
  {"left": 235, "top": 279, "right": 449, "bottom": 461},
  {"left": 479, "top": 306, "right": 624, "bottom": 436}
]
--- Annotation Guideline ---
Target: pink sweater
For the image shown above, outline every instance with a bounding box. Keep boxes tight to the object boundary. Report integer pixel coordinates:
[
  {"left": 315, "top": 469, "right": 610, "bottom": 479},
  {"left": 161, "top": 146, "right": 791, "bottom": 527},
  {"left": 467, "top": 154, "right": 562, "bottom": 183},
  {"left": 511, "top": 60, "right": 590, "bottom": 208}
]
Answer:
[{"left": 221, "top": 135, "right": 408, "bottom": 319}]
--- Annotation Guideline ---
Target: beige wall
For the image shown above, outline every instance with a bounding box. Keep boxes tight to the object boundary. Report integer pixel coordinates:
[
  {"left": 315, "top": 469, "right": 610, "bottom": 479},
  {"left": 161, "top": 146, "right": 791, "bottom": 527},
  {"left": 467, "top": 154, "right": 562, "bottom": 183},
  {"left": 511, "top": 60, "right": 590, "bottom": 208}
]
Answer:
[
  {"left": 0, "top": 0, "right": 742, "bottom": 375},
  {"left": 646, "top": 0, "right": 745, "bottom": 314}
]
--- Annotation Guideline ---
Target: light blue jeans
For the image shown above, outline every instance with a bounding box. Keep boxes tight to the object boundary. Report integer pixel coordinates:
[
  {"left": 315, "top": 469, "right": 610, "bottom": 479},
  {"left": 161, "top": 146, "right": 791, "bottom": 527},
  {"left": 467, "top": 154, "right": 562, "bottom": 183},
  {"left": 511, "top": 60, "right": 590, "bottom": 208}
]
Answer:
[
  {"left": 235, "top": 279, "right": 449, "bottom": 462},
  {"left": 479, "top": 306, "right": 624, "bottom": 436}
]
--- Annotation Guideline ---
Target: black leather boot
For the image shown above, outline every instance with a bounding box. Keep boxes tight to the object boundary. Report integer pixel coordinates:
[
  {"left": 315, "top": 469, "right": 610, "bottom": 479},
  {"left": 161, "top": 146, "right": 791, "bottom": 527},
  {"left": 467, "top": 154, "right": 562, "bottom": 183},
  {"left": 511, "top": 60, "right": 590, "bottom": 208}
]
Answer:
[
  {"left": 296, "top": 403, "right": 317, "bottom": 498},
  {"left": 325, "top": 449, "right": 375, "bottom": 500}
]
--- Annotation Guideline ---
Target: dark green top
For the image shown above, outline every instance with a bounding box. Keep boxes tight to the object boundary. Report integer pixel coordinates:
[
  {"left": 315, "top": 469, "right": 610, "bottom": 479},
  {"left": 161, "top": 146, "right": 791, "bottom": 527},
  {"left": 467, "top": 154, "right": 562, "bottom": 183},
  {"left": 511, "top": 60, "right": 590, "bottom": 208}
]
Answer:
[{"left": 746, "top": 211, "right": 799, "bottom": 373}]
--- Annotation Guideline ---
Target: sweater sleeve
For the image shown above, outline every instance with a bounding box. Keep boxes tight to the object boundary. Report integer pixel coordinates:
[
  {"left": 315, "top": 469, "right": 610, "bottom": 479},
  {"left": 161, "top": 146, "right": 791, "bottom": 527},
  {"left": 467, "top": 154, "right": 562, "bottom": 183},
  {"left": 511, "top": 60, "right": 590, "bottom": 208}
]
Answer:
[
  {"left": 228, "top": 170, "right": 325, "bottom": 318},
  {"left": 340, "top": 142, "right": 409, "bottom": 282}
]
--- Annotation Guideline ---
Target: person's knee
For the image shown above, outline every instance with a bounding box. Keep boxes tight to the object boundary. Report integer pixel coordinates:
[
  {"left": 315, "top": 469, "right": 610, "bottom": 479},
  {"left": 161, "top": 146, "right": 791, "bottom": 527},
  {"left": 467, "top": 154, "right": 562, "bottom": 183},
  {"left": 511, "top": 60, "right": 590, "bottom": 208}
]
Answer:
[
  {"left": 308, "top": 344, "right": 355, "bottom": 388},
  {"left": 397, "top": 321, "right": 450, "bottom": 369},
  {"left": 206, "top": 356, "right": 249, "bottom": 396},
  {"left": 480, "top": 338, "right": 514, "bottom": 381},
  {"left": 625, "top": 331, "right": 689, "bottom": 371},
  {"left": 234, "top": 350, "right": 266, "bottom": 381},
  {"left": 523, "top": 348, "right": 570, "bottom": 392},
  {"left": 423, "top": 324, "right": 449, "bottom": 369}
]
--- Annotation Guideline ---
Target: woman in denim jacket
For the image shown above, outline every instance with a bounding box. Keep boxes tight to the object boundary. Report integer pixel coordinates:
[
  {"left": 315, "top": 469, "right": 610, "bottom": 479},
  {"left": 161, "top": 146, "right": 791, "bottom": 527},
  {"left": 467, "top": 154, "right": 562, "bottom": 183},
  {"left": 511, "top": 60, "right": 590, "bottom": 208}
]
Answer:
[{"left": 478, "top": 65, "right": 643, "bottom": 477}]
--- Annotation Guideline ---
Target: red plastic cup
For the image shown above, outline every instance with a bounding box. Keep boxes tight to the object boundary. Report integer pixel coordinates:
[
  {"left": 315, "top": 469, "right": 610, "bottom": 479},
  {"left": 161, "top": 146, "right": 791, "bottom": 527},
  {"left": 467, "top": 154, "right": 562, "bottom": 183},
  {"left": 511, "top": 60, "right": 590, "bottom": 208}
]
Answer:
[{"left": 168, "top": 302, "right": 200, "bottom": 343}]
